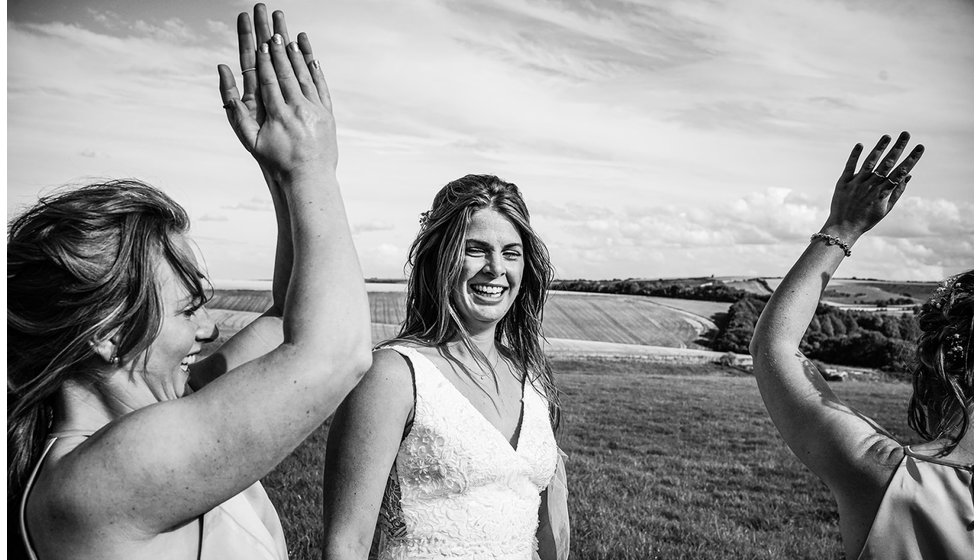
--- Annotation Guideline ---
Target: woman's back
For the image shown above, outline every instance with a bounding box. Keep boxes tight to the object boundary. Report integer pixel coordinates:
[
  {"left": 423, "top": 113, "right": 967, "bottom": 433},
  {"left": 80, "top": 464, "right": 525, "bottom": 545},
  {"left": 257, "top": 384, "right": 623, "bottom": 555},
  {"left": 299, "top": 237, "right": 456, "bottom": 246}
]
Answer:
[{"left": 856, "top": 447, "right": 973, "bottom": 560}]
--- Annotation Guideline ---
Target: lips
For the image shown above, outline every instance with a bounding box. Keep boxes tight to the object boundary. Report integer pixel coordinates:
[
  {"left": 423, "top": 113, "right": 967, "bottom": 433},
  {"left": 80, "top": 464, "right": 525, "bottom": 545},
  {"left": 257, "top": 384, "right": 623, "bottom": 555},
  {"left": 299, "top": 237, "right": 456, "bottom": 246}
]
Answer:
[
  {"left": 471, "top": 283, "right": 506, "bottom": 298},
  {"left": 179, "top": 353, "right": 198, "bottom": 373}
]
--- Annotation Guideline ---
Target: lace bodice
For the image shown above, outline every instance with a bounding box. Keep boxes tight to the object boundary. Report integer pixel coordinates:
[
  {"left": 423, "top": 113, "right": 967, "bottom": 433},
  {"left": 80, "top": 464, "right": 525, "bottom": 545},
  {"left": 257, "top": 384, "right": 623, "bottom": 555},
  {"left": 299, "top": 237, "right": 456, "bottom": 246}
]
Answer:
[{"left": 373, "top": 346, "right": 558, "bottom": 560}]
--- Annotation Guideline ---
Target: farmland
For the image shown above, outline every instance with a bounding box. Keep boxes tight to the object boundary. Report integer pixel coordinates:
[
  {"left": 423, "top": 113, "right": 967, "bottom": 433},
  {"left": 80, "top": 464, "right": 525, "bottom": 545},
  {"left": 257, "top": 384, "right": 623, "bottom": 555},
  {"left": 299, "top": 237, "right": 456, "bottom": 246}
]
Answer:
[
  {"left": 206, "top": 287, "right": 726, "bottom": 350},
  {"left": 261, "top": 358, "right": 915, "bottom": 560},
  {"left": 200, "top": 285, "right": 920, "bottom": 559},
  {"left": 763, "top": 277, "right": 938, "bottom": 306}
]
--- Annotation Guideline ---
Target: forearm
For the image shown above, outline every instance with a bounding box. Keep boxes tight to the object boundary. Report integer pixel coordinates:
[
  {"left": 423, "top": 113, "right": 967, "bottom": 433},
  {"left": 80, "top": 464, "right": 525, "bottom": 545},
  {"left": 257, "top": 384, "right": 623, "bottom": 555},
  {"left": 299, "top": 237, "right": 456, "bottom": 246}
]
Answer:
[
  {"left": 264, "top": 167, "right": 292, "bottom": 315},
  {"left": 279, "top": 168, "right": 371, "bottom": 363},
  {"left": 750, "top": 226, "right": 860, "bottom": 358}
]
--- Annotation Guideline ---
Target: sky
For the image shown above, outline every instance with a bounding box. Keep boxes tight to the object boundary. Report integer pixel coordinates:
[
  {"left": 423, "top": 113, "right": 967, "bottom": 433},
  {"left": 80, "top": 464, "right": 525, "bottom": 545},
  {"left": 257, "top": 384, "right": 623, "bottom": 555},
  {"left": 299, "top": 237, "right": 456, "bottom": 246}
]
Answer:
[{"left": 6, "top": 0, "right": 974, "bottom": 282}]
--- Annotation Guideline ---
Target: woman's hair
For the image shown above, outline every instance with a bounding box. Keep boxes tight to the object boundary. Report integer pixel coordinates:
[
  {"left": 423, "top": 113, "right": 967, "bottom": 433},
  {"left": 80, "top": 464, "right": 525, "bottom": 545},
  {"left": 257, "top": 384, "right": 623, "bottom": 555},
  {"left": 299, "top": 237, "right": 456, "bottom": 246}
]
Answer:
[
  {"left": 391, "top": 174, "right": 560, "bottom": 429},
  {"left": 907, "top": 270, "right": 973, "bottom": 455},
  {"left": 7, "top": 179, "right": 209, "bottom": 506}
]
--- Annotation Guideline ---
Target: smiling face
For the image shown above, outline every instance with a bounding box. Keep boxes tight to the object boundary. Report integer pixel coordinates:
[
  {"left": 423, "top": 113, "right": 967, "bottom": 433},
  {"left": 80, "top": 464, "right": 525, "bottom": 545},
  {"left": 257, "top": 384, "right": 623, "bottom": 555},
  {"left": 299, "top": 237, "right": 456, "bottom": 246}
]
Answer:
[
  {"left": 451, "top": 208, "right": 525, "bottom": 334},
  {"left": 128, "top": 235, "right": 215, "bottom": 404}
]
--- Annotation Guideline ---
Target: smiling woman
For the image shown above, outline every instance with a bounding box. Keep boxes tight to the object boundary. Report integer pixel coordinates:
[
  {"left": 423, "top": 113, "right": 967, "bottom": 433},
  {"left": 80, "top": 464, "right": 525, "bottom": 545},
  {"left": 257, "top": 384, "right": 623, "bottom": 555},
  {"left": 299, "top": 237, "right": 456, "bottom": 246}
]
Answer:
[
  {"left": 322, "top": 174, "right": 568, "bottom": 560},
  {"left": 7, "top": 4, "right": 372, "bottom": 559}
]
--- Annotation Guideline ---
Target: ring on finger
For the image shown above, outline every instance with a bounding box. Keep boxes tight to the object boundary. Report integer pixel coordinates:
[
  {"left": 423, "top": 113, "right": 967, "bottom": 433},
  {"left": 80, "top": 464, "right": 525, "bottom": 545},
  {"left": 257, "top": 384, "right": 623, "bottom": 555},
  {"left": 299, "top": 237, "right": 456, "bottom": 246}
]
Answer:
[
  {"left": 242, "top": 68, "right": 256, "bottom": 75},
  {"left": 872, "top": 171, "right": 887, "bottom": 179}
]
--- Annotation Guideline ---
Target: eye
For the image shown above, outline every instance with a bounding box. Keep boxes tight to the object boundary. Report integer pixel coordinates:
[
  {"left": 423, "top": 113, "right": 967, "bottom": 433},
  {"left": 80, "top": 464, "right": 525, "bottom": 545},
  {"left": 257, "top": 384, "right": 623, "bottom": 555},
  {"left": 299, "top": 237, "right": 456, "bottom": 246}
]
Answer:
[
  {"left": 465, "top": 246, "right": 485, "bottom": 257},
  {"left": 180, "top": 303, "right": 203, "bottom": 318},
  {"left": 504, "top": 250, "right": 523, "bottom": 260}
]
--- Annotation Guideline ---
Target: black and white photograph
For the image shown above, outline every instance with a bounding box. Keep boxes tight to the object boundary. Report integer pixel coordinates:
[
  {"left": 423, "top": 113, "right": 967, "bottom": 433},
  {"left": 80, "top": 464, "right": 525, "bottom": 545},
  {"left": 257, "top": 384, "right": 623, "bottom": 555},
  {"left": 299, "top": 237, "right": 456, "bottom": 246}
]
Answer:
[{"left": 7, "top": 0, "right": 973, "bottom": 558}]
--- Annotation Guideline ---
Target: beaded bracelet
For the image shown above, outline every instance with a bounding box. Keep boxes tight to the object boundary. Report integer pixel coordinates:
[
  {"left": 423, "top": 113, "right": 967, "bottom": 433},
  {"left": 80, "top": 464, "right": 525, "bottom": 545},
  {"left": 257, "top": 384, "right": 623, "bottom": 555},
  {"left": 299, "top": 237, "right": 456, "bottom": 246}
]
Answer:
[{"left": 810, "top": 233, "right": 852, "bottom": 257}]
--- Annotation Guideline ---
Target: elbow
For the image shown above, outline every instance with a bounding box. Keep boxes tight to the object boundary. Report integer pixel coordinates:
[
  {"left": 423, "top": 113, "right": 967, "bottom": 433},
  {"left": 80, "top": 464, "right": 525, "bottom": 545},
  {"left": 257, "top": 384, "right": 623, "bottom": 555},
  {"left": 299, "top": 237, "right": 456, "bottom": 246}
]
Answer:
[
  {"left": 328, "top": 334, "right": 373, "bottom": 386},
  {"left": 348, "top": 344, "right": 373, "bottom": 383}
]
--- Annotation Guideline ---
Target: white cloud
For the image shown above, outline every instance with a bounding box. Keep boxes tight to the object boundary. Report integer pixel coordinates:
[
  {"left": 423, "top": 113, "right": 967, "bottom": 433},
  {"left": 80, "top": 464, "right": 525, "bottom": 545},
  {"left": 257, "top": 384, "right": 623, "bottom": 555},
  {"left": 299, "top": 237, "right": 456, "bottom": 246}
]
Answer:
[{"left": 7, "top": 0, "right": 972, "bottom": 281}]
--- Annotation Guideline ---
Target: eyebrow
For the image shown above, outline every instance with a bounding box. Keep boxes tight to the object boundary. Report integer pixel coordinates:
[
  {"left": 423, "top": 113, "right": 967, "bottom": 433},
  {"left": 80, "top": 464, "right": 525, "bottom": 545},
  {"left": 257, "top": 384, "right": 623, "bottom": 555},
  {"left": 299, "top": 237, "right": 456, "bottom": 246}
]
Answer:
[{"left": 465, "top": 239, "right": 523, "bottom": 249}]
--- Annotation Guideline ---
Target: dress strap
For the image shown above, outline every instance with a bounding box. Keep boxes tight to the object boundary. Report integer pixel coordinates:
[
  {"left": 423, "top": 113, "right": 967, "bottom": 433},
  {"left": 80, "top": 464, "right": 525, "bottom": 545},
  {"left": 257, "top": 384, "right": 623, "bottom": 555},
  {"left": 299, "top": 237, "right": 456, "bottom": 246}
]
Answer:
[
  {"left": 378, "top": 346, "right": 418, "bottom": 441},
  {"left": 903, "top": 445, "right": 975, "bottom": 471},
  {"left": 20, "top": 431, "right": 208, "bottom": 560},
  {"left": 48, "top": 429, "right": 96, "bottom": 438},
  {"left": 19, "top": 437, "right": 64, "bottom": 560}
]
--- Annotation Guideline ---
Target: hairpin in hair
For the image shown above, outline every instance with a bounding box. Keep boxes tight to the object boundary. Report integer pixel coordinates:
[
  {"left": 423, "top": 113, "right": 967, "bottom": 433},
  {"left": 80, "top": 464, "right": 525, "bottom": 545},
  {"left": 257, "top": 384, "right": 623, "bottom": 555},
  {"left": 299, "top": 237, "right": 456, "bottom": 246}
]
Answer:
[
  {"left": 926, "top": 276, "right": 971, "bottom": 311},
  {"left": 419, "top": 210, "right": 432, "bottom": 228},
  {"left": 945, "top": 332, "right": 966, "bottom": 362}
]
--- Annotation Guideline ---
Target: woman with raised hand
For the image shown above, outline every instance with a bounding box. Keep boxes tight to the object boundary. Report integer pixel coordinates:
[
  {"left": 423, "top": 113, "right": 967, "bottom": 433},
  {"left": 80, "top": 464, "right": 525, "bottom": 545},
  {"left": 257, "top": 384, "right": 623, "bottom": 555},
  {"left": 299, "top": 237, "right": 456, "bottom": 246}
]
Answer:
[
  {"left": 750, "top": 132, "right": 973, "bottom": 559},
  {"left": 322, "top": 175, "right": 568, "bottom": 560},
  {"left": 9, "top": 4, "right": 371, "bottom": 559}
]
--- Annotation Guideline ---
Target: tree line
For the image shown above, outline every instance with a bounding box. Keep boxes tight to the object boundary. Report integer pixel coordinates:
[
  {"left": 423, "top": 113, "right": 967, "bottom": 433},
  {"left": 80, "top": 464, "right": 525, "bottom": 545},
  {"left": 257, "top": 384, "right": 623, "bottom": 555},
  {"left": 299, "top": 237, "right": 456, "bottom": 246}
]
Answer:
[
  {"left": 550, "top": 279, "right": 921, "bottom": 373},
  {"left": 712, "top": 295, "right": 919, "bottom": 372},
  {"left": 551, "top": 278, "right": 749, "bottom": 302}
]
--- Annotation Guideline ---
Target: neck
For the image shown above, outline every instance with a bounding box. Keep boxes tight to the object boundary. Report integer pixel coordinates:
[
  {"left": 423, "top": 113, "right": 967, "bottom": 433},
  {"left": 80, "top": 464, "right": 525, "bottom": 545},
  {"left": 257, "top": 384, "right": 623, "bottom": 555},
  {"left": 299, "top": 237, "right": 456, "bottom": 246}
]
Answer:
[
  {"left": 458, "top": 324, "right": 498, "bottom": 358},
  {"left": 52, "top": 373, "right": 137, "bottom": 434}
]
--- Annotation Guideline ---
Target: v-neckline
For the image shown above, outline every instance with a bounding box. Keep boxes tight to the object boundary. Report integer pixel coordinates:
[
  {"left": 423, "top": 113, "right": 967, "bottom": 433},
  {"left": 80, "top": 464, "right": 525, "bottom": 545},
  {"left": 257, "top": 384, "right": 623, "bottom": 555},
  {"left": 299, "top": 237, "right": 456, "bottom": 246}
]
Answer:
[{"left": 414, "top": 348, "right": 527, "bottom": 452}]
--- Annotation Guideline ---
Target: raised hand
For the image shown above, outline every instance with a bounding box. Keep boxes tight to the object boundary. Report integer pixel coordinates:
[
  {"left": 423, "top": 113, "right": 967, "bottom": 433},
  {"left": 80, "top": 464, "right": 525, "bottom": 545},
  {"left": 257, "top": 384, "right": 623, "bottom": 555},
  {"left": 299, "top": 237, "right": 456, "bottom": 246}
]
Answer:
[
  {"left": 218, "top": 4, "right": 337, "bottom": 178},
  {"left": 822, "top": 132, "right": 924, "bottom": 241}
]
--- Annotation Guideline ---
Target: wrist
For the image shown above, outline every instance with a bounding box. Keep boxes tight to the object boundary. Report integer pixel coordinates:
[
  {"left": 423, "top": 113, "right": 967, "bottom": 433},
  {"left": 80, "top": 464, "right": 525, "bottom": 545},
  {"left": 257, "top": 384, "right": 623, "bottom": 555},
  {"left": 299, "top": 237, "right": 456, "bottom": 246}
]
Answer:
[
  {"left": 817, "top": 222, "right": 862, "bottom": 247},
  {"left": 275, "top": 164, "right": 339, "bottom": 194}
]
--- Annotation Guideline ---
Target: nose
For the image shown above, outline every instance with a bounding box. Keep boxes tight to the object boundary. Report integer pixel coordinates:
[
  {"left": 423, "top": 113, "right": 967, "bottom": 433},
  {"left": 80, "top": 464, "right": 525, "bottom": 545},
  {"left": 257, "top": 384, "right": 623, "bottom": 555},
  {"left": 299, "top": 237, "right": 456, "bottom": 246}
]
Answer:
[
  {"left": 483, "top": 252, "right": 505, "bottom": 277},
  {"left": 195, "top": 307, "right": 219, "bottom": 343}
]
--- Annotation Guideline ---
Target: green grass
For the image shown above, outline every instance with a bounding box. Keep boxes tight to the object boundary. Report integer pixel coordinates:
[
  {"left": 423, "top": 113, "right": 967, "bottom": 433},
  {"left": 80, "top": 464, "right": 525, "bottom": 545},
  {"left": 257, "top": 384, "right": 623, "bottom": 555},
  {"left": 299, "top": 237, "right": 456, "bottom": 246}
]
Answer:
[{"left": 262, "top": 358, "right": 916, "bottom": 560}]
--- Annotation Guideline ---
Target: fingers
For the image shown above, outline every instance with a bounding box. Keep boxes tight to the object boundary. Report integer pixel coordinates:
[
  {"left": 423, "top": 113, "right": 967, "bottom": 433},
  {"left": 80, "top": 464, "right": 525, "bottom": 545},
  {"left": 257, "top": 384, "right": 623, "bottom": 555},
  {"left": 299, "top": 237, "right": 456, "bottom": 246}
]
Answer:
[
  {"left": 874, "top": 131, "right": 910, "bottom": 177},
  {"left": 887, "top": 175, "right": 910, "bottom": 208},
  {"left": 255, "top": 41, "right": 285, "bottom": 115},
  {"left": 267, "top": 34, "right": 305, "bottom": 104},
  {"left": 887, "top": 144, "right": 925, "bottom": 183},
  {"left": 237, "top": 12, "right": 258, "bottom": 101},
  {"left": 841, "top": 143, "right": 862, "bottom": 180},
  {"left": 297, "top": 32, "right": 333, "bottom": 109},
  {"left": 272, "top": 10, "right": 291, "bottom": 44},
  {"left": 858, "top": 134, "right": 891, "bottom": 177},
  {"left": 218, "top": 64, "right": 259, "bottom": 149},
  {"left": 286, "top": 40, "right": 318, "bottom": 102},
  {"left": 254, "top": 3, "right": 273, "bottom": 44}
]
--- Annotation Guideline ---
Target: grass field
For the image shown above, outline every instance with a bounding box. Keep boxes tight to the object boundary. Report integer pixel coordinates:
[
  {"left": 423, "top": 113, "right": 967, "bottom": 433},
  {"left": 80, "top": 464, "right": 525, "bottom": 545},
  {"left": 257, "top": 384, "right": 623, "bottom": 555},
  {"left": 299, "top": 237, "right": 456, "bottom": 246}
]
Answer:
[
  {"left": 208, "top": 289, "right": 722, "bottom": 349},
  {"left": 261, "top": 358, "right": 916, "bottom": 560}
]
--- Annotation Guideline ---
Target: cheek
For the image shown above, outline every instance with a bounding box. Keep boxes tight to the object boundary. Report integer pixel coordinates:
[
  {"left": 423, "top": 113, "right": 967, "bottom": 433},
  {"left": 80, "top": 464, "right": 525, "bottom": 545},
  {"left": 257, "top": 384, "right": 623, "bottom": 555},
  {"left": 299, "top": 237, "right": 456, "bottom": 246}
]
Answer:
[{"left": 510, "top": 261, "right": 526, "bottom": 287}]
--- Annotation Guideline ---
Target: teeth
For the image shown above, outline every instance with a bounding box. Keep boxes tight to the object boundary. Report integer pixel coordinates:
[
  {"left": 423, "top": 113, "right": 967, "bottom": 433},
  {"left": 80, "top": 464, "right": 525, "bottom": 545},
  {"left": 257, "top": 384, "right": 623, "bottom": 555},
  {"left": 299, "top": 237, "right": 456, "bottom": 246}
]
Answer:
[{"left": 472, "top": 285, "right": 504, "bottom": 296}]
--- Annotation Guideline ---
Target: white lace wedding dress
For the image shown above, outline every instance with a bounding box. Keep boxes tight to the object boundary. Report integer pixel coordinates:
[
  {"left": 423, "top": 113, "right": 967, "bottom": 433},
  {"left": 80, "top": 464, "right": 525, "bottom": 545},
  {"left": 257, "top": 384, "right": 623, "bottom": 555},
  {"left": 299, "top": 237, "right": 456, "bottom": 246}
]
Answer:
[{"left": 371, "top": 346, "right": 558, "bottom": 560}]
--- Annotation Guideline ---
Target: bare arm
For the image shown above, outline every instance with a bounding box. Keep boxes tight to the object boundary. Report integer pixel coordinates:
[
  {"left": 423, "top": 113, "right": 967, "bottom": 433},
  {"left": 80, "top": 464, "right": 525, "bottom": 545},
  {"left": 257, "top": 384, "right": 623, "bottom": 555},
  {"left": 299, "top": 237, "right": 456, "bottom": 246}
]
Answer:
[
  {"left": 323, "top": 349, "right": 415, "bottom": 559},
  {"left": 749, "top": 132, "right": 924, "bottom": 499},
  {"left": 189, "top": 9, "right": 299, "bottom": 387},
  {"left": 534, "top": 448, "right": 569, "bottom": 560},
  {"left": 60, "top": 4, "right": 372, "bottom": 536}
]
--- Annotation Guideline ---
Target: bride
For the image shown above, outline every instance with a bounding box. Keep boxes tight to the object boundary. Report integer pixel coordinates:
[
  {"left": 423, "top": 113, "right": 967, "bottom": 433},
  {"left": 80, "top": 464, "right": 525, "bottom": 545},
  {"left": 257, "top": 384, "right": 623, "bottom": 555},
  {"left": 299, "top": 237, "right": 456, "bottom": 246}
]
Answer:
[{"left": 322, "top": 174, "right": 568, "bottom": 560}]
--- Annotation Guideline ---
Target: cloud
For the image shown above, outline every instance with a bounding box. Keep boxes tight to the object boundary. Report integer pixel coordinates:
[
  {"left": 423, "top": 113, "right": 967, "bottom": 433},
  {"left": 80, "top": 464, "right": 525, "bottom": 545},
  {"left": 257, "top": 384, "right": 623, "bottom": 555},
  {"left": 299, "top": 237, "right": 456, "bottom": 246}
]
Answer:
[
  {"left": 352, "top": 220, "right": 396, "bottom": 234},
  {"left": 6, "top": 0, "right": 972, "bottom": 281},
  {"left": 198, "top": 213, "right": 229, "bottom": 222},
  {"left": 536, "top": 188, "right": 973, "bottom": 280},
  {"left": 222, "top": 197, "right": 274, "bottom": 212}
]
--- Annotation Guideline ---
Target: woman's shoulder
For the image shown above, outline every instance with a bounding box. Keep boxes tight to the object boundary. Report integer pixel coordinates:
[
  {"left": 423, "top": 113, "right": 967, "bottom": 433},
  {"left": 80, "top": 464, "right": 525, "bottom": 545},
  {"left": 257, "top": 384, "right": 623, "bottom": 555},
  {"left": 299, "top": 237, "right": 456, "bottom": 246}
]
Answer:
[{"left": 25, "top": 434, "right": 118, "bottom": 545}]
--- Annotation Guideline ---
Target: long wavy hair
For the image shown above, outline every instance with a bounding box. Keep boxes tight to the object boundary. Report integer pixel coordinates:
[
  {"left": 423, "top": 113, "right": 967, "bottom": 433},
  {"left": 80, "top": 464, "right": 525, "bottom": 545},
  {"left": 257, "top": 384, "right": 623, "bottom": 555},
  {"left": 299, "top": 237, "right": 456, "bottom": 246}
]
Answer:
[
  {"left": 7, "top": 179, "right": 209, "bottom": 508},
  {"left": 389, "top": 174, "right": 560, "bottom": 429},
  {"left": 907, "top": 270, "right": 973, "bottom": 456}
]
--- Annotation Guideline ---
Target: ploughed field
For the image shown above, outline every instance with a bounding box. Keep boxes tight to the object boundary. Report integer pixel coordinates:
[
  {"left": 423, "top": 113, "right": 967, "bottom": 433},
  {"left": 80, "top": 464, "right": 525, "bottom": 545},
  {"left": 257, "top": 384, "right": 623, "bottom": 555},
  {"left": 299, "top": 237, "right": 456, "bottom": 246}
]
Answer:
[
  {"left": 262, "top": 358, "right": 915, "bottom": 560},
  {"left": 206, "top": 288, "right": 730, "bottom": 350}
]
